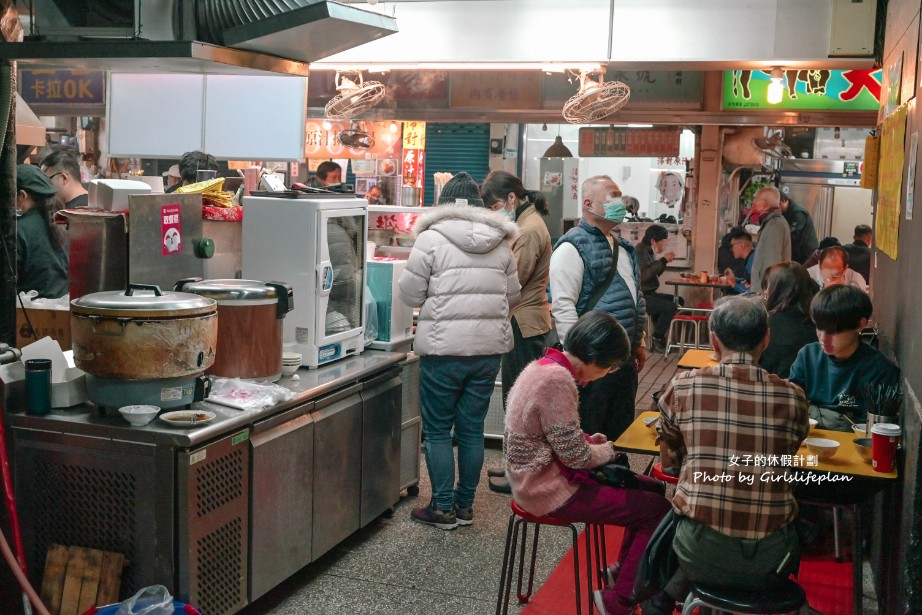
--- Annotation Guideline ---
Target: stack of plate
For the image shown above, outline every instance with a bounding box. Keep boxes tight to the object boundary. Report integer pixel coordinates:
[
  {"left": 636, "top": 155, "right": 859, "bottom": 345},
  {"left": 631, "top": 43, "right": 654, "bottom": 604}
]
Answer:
[{"left": 282, "top": 352, "right": 302, "bottom": 376}]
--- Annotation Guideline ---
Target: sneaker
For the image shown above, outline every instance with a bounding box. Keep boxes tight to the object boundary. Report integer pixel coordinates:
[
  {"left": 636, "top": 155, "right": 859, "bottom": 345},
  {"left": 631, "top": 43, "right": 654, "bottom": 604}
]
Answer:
[
  {"left": 593, "top": 589, "right": 610, "bottom": 615},
  {"left": 411, "top": 501, "right": 457, "bottom": 530},
  {"left": 487, "top": 467, "right": 506, "bottom": 478},
  {"left": 652, "top": 337, "right": 667, "bottom": 353},
  {"left": 488, "top": 476, "right": 512, "bottom": 494},
  {"left": 454, "top": 504, "right": 473, "bottom": 526},
  {"left": 592, "top": 588, "right": 634, "bottom": 615},
  {"left": 605, "top": 561, "right": 621, "bottom": 587}
]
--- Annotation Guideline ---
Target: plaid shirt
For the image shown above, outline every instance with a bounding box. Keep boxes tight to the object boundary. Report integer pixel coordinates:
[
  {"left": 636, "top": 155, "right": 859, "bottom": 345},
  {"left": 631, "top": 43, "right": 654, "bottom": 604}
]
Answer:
[{"left": 658, "top": 352, "right": 809, "bottom": 539}]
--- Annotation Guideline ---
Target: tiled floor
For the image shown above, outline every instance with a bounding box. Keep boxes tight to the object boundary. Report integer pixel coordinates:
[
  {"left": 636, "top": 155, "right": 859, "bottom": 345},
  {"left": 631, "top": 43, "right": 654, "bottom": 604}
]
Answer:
[
  {"left": 242, "top": 348, "right": 880, "bottom": 615},
  {"left": 239, "top": 353, "right": 685, "bottom": 615}
]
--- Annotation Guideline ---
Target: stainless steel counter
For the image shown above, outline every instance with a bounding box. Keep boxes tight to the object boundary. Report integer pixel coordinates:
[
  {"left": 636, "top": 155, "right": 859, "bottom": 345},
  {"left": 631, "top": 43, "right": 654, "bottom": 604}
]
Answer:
[
  {"left": 5, "top": 350, "right": 405, "bottom": 447},
  {"left": 8, "top": 350, "right": 411, "bottom": 614}
]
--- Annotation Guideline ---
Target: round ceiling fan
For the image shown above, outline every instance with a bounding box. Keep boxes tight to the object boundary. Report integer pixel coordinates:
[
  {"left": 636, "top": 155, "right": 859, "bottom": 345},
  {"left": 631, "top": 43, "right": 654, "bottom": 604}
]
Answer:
[
  {"left": 562, "top": 69, "right": 631, "bottom": 124},
  {"left": 337, "top": 121, "right": 376, "bottom": 150},
  {"left": 324, "top": 71, "right": 386, "bottom": 120}
]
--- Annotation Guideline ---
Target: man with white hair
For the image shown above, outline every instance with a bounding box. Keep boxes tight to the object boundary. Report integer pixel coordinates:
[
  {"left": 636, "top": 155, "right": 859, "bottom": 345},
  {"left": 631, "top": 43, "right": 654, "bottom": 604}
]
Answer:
[
  {"left": 549, "top": 175, "right": 646, "bottom": 440},
  {"left": 750, "top": 186, "right": 791, "bottom": 293}
]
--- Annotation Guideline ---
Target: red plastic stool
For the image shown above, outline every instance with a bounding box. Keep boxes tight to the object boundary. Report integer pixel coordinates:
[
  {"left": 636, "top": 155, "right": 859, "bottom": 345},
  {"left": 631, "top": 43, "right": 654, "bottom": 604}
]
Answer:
[
  {"left": 495, "top": 500, "right": 609, "bottom": 615},
  {"left": 651, "top": 462, "right": 679, "bottom": 485}
]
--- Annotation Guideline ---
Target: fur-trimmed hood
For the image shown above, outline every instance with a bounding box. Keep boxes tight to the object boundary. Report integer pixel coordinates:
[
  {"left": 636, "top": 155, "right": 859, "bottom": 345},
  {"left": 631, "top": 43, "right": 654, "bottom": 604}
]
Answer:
[{"left": 413, "top": 204, "right": 519, "bottom": 255}]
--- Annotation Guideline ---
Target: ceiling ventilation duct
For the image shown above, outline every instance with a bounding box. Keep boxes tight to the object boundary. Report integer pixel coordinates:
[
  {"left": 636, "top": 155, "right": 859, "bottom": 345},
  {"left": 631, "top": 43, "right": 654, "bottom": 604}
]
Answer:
[{"left": 0, "top": 0, "right": 398, "bottom": 76}]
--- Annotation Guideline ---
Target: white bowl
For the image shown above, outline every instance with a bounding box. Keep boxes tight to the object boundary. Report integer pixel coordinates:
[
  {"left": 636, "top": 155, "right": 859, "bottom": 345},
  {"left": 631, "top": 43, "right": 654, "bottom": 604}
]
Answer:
[
  {"left": 804, "top": 437, "right": 840, "bottom": 459},
  {"left": 282, "top": 352, "right": 302, "bottom": 362},
  {"left": 281, "top": 364, "right": 299, "bottom": 377},
  {"left": 118, "top": 404, "right": 160, "bottom": 427},
  {"left": 808, "top": 418, "right": 818, "bottom": 431}
]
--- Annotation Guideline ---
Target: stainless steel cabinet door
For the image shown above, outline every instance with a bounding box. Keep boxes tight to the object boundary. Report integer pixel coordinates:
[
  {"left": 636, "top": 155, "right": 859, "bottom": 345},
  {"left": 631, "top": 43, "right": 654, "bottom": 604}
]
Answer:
[
  {"left": 360, "top": 370, "right": 402, "bottom": 526},
  {"left": 311, "top": 385, "right": 363, "bottom": 559},
  {"left": 249, "top": 405, "right": 314, "bottom": 601}
]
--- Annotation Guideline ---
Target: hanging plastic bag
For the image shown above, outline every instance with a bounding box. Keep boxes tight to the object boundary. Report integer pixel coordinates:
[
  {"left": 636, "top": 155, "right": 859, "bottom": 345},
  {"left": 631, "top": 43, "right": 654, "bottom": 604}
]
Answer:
[
  {"left": 115, "top": 585, "right": 174, "bottom": 615},
  {"left": 364, "top": 284, "right": 378, "bottom": 346}
]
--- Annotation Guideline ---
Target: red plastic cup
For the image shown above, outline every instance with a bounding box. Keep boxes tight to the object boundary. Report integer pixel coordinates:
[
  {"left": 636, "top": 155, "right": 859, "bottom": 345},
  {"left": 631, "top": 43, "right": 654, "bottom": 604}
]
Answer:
[{"left": 871, "top": 423, "right": 901, "bottom": 473}]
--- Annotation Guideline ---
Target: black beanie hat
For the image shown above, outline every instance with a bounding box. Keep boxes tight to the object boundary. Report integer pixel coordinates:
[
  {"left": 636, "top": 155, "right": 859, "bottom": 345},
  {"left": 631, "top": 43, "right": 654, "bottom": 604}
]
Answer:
[{"left": 437, "top": 172, "right": 484, "bottom": 207}]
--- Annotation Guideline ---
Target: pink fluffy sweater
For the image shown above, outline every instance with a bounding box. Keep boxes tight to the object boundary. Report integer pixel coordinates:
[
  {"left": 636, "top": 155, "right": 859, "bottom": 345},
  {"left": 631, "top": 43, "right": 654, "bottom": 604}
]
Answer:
[{"left": 504, "top": 351, "right": 617, "bottom": 516}]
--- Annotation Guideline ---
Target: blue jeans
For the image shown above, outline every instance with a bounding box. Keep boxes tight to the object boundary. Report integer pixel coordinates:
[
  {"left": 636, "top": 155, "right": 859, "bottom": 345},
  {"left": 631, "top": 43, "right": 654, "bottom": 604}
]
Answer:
[{"left": 419, "top": 354, "right": 501, "bottom": 511}]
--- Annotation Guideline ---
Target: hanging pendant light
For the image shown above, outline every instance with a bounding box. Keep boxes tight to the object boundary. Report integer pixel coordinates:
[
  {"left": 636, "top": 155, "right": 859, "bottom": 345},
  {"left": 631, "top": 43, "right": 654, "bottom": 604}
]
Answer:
[{"left": 542, "top": 135, "right": 573, "bottom": 158}]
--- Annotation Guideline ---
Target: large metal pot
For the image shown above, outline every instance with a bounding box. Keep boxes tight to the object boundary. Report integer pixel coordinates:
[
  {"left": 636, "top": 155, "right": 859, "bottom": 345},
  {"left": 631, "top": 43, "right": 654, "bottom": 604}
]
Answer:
[
  {"left": 175, "top": 278, "right": 293, "bottom": 381},
  {"left": 71, "top": 284, "right": 218, "bottom": 381}
]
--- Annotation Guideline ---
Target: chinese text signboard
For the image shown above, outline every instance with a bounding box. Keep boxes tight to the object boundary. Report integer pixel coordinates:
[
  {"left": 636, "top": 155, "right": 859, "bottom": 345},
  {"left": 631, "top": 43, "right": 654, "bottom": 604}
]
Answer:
[
  {"left": 20, "top": 69, "right": 105, "bottom": 107},
  {"left": 402, "top": 121, "right": 426, "bottom": 206},
  {"left": 578, "top": 127, "right": 681, "bottom": 157},
  {"left": 450, "top": 72, "right": 541, "bottom": 109},
  {"left": 304, "top": 120, "right": 400, "bottom": 159},
  {"left": 722, "top": 69, "right": 881, "bottom": 111},
  {"left": 543, "top": 71, "right": 705, "bottom": 109}
]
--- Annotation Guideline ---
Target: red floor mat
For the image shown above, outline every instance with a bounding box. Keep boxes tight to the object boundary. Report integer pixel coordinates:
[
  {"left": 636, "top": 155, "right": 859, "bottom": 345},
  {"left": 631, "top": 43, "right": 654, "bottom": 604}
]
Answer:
[{"left": 518, "top": 526, "right": 854, "bottom": 615}]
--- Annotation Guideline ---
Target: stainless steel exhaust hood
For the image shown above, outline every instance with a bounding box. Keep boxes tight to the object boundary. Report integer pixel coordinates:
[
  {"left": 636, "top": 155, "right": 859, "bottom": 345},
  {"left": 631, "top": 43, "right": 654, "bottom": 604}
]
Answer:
[
  {"left": 16, "top": 93, "right": 46, "bottom": 147},
  {"left": 0, "top": 0, "right": 398, "bottom": 76}
]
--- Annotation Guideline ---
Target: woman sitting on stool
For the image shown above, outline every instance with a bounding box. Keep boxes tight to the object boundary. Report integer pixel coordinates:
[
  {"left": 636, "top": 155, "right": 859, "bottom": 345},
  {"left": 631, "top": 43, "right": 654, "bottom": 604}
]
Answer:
[
  {"left": 636, "top": 225, "right": 678, "bottom": 352},
  {"left": 505, "top": 311, "right": 673, "bottom": 615}
]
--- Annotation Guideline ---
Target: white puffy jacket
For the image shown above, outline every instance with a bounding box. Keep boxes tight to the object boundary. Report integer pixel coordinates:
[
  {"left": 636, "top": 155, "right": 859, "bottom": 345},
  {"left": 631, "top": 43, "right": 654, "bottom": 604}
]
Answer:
[{"left": 398, "top": 204, "right": 521, "bottom": 357}]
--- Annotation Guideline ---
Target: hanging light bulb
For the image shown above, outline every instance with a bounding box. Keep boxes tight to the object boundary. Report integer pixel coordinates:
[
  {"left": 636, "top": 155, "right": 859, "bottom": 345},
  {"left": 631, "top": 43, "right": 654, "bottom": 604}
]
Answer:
[
  {"left": 767, "top": 67, "right": 784, "bottom": 105},
  {"left": 322, "top": 119, "right": 332, "bottom": 130},
  {"left": 389, "top": 120, "right": 398, "bottom": 133},
  {"left": 542, "top": 123, "right": 548, "bottom": 132}
]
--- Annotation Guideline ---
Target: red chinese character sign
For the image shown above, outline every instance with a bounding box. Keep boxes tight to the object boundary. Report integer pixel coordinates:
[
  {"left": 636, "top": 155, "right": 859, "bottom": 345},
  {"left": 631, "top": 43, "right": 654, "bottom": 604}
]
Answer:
[
  {"left": 304, "top": 120, "right": 401, "bottom": 159},
  {"left": 402, "top": 122, "right": 427, "bottom": 206},
  {"left": 161, "top": 205, "right": 182, "bottom": 256}
]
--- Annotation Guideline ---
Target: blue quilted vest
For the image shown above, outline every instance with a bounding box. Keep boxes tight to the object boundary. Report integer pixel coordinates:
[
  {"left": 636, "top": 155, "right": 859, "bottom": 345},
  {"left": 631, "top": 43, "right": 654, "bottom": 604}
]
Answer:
[{"left": 554, "top": 220, "right": 646, "bottom": 347}]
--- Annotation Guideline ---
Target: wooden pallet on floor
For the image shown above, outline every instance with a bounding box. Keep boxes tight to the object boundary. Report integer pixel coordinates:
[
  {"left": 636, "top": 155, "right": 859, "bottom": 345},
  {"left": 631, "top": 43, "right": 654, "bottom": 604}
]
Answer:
[{"left": 40, "top": 545, "right": 126, "bottom": 615}]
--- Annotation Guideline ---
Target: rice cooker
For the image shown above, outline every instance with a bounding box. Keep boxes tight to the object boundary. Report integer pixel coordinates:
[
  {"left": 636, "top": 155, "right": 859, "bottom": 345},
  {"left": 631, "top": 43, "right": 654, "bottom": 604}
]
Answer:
[
  {"left": 175, "top": 278, "right": 294, "bottom": 381},
  {"left": 70, "top": 284, "right": 218, "bottom": 409}
]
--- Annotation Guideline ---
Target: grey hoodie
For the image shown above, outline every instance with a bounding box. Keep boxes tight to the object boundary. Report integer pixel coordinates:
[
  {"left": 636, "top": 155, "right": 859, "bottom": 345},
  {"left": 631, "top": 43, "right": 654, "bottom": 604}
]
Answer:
[{"left": 398, "top": 204, "right": 521, "bottom": 356}]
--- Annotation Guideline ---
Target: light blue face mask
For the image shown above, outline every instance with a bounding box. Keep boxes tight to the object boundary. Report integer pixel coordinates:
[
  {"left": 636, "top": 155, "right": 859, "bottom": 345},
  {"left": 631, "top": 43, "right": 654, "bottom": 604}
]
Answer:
[
  {"left": 603, "top": 198, "right": 627, "bottom": 223},
  {"left": 500, "top": 207, "right": 516, "bottom": 221}
]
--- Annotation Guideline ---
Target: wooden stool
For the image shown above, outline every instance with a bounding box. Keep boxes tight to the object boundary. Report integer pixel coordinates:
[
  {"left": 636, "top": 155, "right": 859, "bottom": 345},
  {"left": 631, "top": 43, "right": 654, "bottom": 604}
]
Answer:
[{"left": 495, "top": 500, "right": 608, "bottom": 615}]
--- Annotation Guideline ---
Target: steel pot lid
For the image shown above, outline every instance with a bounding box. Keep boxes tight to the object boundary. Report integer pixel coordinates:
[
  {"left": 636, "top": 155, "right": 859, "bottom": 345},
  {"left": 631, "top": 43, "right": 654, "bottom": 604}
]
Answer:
[
  {"left": 178, "top": 279, "right": 282, "bottom": 302},
  {"left": 71, "top": 284, "right": 216, "bottom": 318}
]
